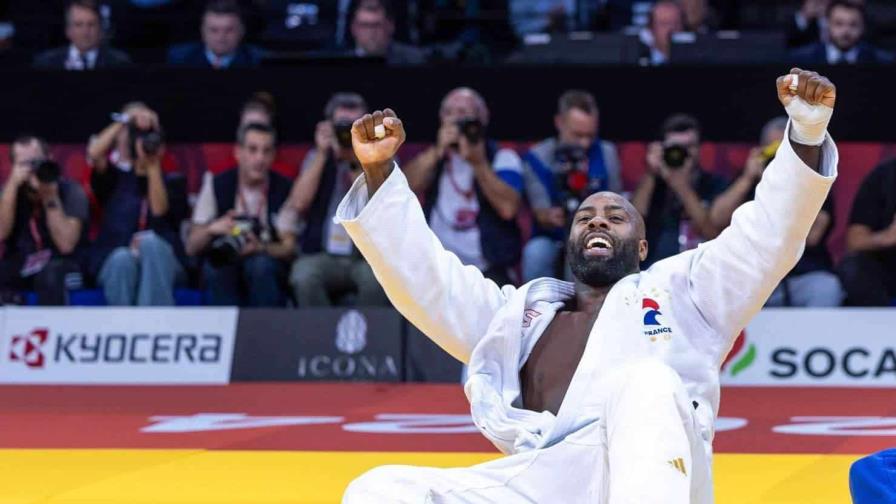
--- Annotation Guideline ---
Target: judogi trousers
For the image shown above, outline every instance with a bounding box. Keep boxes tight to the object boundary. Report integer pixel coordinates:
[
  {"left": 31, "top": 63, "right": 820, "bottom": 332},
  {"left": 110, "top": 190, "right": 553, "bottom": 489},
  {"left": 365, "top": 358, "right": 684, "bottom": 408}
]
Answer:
[{"left": 343, "top": 359, "right": 713, "bottom": 504}]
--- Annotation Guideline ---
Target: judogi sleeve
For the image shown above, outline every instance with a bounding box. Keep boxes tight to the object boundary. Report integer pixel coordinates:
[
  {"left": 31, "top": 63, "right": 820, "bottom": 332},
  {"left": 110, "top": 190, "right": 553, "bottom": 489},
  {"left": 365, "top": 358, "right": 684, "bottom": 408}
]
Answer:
[
  {"left": 335, "top": 164, "right": 516, "bottom": 363},
  {"left": 685, "top": 122, "right": 838, "bottom": 361}
]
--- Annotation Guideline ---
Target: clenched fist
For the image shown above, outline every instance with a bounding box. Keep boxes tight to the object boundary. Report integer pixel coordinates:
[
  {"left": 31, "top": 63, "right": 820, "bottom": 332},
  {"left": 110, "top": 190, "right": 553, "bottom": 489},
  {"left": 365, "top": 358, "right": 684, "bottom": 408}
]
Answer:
[
  {"left": 351, "top": 108, "right": 406, "bottom": 195},
  {"left": 776, "top": 68, "right": 836, "bottom": 109},
  {"left": 776, "top": 68, "right": 835, "bottom": 146}
]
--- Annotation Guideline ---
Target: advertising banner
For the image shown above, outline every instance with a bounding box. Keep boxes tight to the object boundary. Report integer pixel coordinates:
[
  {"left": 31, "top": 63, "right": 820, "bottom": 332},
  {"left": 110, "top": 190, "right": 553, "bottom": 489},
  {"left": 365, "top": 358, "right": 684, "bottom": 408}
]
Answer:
[
  {"left": 721, "top": 309, "right": 896, "bottom": 387},
  {"left": 0, "top": 307, "right": 237, "bottom": 384},
  {"left": 231, "top": 308, "right": 403, "bottom": 382}
]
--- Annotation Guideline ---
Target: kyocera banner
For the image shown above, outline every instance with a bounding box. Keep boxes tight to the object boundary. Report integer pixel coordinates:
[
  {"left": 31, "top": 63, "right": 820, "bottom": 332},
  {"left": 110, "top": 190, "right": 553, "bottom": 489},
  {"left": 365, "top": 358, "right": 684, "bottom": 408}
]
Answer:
[
  {"left": 721, "top": 309, "right": 896, "bottom": 387},
  {"left": 0, "top": 307, "right": 237, "bottom": 384}
]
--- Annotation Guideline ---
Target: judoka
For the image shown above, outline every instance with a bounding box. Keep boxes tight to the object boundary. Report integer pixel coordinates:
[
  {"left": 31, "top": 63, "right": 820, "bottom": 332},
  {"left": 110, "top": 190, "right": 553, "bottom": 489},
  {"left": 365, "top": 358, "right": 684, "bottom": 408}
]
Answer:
[{"left": 336, "top": 68, "right": 839, "bottom": 503}]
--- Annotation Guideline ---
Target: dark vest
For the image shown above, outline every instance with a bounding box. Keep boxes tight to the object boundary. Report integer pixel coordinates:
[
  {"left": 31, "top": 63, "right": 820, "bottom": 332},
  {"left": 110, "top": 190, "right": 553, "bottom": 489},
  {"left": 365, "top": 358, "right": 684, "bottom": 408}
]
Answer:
[
  {"left": 212, "top": 168, "right": 291, "bottom": 243},
  {"left": 9, "top": 181, "right": 79, "bottom": 258},
  {"left": 300, "top": 150, "right": 346, "bottom": 255},
  {"left": 421, "top": 141, "right": 521, "bottom": 270}
]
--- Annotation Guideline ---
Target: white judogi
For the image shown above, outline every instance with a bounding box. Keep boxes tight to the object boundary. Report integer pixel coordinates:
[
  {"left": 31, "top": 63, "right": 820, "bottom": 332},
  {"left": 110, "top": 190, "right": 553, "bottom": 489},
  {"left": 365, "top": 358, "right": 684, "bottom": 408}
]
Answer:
[{"left": 335, "top": 123, "right": 837, "bottom": 503}]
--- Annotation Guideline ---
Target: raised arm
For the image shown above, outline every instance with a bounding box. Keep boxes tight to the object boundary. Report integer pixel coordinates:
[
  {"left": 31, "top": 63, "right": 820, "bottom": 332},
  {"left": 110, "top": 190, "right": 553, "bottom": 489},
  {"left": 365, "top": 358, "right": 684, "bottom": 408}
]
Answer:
[
  {"left": 685, "top": 69, "right": 838, "bottom": 357},
  {"left": 335, "top": 109, "right": 514, "bottom": 363}
]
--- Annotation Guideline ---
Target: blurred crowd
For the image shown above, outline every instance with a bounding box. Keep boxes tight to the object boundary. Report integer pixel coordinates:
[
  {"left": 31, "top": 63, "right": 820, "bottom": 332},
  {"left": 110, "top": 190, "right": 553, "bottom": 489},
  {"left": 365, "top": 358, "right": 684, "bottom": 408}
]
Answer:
[
  {"left": 0, "top": 0, "right": 894, "bottom": 67},
  {"left": 2, "top": 78, "right": 896, "bottom": 309}
]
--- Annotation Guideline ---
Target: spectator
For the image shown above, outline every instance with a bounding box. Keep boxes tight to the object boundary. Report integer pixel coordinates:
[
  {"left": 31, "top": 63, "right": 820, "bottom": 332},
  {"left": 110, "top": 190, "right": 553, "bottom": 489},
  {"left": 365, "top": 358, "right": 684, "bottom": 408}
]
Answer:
[
  {"left": 787, "top": 0, "right": 829, "bottom": 48},
  {"left": 679, "top": 0, "right": 716, "bottom": 33},
  {"left": 509, "top": 1, "right": 597, "bottom": 38},
  {"left": 403, "top": 87, "right": 524, "bottom": 286},
  {"left": 0, "top": 136, "right": 86, "bottom": 305},
  {"left": 709, "top": 117, "right": 843, "bottom": 307},
  {"left": 630, "top": 113, "right": 728, "bottom": 267},
  {"left": 638, "top": 0, "right": 684, "bottom": 66},
  {"left": 187, "top": 123, "right": 297, "bottom": 306},
  {"left": 238, "top": 91, "right": 276, "bottom": 130},
  {"left": 33, "top": 0, "right": 132, "bottom": 70},
  {"left": 520, "top": 89, "right": 622, "bottom": 282},
  {"left": 288, "top": 92, "right": 388, "bottom": 307},
  {"left": 838, "top": 158, "right": 896, "bottom": 306},
  {"left": 791, "top": 0, "right": 893, "bottom": 65},
  {"left": 167, "top": 0, "right": 262, "bottom": 69},
  {"left": 86, "top": 103, "right": 189, "bottom": 306},
  {"left": 349, "top": 0, "right": 426, "bottom": 65}
]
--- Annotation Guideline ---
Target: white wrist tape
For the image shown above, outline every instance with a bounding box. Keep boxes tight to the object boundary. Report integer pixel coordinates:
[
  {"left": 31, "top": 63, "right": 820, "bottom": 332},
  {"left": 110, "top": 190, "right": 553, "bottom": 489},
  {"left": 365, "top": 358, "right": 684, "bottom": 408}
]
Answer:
[{"left": 785, "top": 97, "right": 832, "bottom": 146}]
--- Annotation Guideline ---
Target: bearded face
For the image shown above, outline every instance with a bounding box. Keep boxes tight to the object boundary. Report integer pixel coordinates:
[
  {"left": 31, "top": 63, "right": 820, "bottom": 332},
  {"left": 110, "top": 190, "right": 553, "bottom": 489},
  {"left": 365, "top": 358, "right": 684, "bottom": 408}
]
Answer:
[{"left": 566, "top": 193, "right": 647, "bottom": 288}]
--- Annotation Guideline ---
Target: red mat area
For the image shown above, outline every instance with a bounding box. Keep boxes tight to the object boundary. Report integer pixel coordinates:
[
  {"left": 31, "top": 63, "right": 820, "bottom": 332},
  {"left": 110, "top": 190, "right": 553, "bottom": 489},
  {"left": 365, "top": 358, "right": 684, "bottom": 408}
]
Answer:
[{"left": 0, "top": 384, "right": 892, "bottom": 455}]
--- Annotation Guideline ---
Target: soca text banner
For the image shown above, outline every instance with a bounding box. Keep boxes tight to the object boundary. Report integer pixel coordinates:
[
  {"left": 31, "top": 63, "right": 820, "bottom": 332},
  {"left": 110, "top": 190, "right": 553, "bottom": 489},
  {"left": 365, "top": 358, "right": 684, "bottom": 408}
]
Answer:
[{"left": 721, "top": 309, "right": 896, "bottom": 387}]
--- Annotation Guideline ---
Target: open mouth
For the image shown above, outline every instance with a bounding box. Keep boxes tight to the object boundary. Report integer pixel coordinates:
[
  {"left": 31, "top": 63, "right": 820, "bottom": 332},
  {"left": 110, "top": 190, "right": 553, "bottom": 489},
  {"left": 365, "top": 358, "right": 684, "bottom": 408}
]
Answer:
[{"left": 584, "top": 234, "right": 613, "bottom": 257}]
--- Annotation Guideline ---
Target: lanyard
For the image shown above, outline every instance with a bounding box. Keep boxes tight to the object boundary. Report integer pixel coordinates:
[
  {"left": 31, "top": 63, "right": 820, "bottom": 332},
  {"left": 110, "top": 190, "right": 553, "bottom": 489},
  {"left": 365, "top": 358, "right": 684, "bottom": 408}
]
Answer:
[
  {"left": 445, "top": 159, "right": 475, "bottom": 201},
  {"left": 138, "top": 199, "right": 149, "bottom": 231},
  {"left": 28, "top": 210, "right": 43, "bottom": 251},
  {"left": 237, "top": 184, "right": 267, "bottom": 219}
]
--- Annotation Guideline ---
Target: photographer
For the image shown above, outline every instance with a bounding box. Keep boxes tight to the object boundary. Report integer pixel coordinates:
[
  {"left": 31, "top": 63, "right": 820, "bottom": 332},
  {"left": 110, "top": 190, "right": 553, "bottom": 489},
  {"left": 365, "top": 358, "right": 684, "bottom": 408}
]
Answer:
[
  {"left": 520, "top": 90, "right": 622, "bottom": 282},
  {"left": 631, "top": 113, "right": 728, "bottom": 267},
  {"left": 86, "top": 102, "right": 189, "bottom": 306},
  {"left": 403, "top": 87, "right": 524, "bottom": 286},
  {"left": 710, "top": 117, "right": 843, "bottom": 307},
  {"left": 187, "top": 123, "right": 296, "bottom": 306},
  {"left": 0, "top": 136, "right": 87, "bottom": 305},
  {"left": 288, "top": 93, "right": 388, "bottom": 307}
]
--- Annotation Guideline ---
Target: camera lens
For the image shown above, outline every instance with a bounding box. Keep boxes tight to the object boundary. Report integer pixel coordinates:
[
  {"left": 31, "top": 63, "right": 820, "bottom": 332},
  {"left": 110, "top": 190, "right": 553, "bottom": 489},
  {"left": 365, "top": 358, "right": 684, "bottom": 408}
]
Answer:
[
  {"left": 662, "top": 145, "right": 689, "bottom": 169},
  {"left": 333, "top": 120, "right": 354, "bottom": 149},
  {"left": 34, "top": 160, "right": 61, "bottom": 183}
]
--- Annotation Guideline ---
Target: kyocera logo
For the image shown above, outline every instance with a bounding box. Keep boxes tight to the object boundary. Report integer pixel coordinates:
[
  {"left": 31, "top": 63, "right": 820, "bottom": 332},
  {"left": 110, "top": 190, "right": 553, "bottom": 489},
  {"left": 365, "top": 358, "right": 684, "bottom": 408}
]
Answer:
[
  {"left": 7, "top": 329, "right": 223, "bottom": 367},
  {"left": 9, "top": 328, "right": 49, "bottom": 368}
]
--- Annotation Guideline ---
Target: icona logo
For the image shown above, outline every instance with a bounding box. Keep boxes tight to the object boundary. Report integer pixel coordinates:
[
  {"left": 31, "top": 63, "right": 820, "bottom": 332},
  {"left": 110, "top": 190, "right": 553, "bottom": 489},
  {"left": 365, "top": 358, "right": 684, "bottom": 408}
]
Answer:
[{"left": 722, "top": 330, "right": 756, "bottom": 377}]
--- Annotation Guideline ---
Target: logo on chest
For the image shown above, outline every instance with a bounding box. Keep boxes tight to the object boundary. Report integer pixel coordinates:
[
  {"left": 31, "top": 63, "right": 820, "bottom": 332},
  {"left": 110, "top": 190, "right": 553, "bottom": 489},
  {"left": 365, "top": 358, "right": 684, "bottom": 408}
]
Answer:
[
  {"left": 522, "top": 309, "right": 542, "bottom": 328},
  {"left": 642, "top": 298, "right": 672, "bottom": 341}
]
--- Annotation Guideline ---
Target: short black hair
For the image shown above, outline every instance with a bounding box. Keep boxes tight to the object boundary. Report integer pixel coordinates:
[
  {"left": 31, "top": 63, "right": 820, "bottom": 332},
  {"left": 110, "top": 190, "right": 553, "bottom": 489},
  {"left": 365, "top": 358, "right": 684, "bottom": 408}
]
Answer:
[
  {"left": 237, "top": 122, "right": 276, "bottom": 146},
  {"left": 324, "top": 92, "right": 368, "bottom": 120},
  {"left": 352, "top": 0, "right": 394, "bottom": 22},
  {"left": 661, "top": 113, "right": 702, "bottom": 142},
  {"left": 10, "top": 135, "right": 50, "bottom": 163},
  {"left": 204, "top": 0, "right": 242, "bottom": 19},
  {"left": 826, "top": 0, "right": 866, "bottom": 20},
  {"left": 65, "top": 0, "right": 101, "bottom": 25},
  {"left": 241, "top": 91, "right": 276, "bottom": 123},
  {"left": 557, "top": 90, "right": 598, "bottom": 116}
]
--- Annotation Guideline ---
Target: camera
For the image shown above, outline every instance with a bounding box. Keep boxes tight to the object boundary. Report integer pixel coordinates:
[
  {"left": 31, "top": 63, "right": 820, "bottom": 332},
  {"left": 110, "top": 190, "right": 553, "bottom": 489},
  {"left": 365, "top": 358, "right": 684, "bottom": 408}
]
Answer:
[
  {"left": 129, "top": 123, "right": 164, "bottom": 159},
  {"left": 662, "top": 144, "right": 690, "bottom": 169},
  {"left": 207, "top": 216, "right": 263, "bottom": 267},
  {"left": 759, "top": 140, "right": 781, "bottom": 167},
  {"left": 457, "top": 117, "right": 484, "bottom": 144},
  {"left": 555, "top": 144, "right": 587, "bottom": 169},
  {"left": 333, "top": 119, "right": 354, "bottom": 149},
  {"left": 29, "top": 159, "right": 61, "bottom": 184}
]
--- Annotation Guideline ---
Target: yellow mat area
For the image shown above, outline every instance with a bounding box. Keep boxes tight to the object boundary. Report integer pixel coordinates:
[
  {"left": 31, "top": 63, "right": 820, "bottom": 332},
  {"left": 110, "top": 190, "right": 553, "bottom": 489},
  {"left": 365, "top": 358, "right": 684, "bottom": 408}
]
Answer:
[{"left": 0, "top": 449, "right": 857, "bottom": 503}]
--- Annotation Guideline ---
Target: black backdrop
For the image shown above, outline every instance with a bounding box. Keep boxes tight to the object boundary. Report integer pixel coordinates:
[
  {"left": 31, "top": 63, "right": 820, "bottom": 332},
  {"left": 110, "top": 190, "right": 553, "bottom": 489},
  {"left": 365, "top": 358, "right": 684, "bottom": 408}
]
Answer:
[{"left": 4, "top": 64, "right": 890, "bottom": 144}]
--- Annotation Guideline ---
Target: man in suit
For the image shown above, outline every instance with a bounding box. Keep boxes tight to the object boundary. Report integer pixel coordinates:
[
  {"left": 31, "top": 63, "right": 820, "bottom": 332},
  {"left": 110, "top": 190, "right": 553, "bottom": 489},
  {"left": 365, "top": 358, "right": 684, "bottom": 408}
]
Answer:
[
  {"left": 791, "top": 0, "right": 893, "bottom": 65},
  {"left": 167, "top": 0, "right": 262, "bottom": 69},
  {"left": 32, "top": 0, "right": 132, "bottom": 70},
  {"left": 349, "top": 0, "right": 426, "bottom": 65}
]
